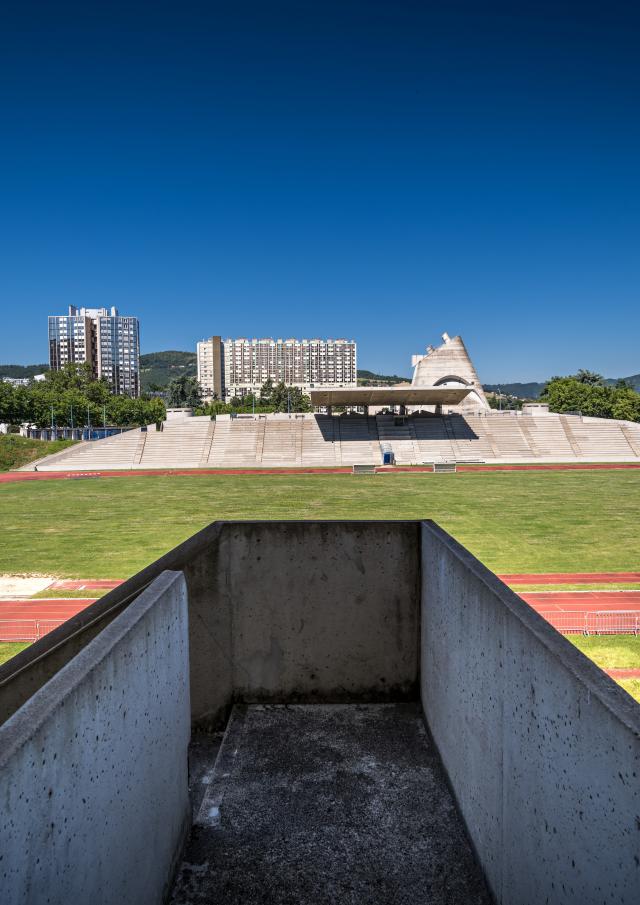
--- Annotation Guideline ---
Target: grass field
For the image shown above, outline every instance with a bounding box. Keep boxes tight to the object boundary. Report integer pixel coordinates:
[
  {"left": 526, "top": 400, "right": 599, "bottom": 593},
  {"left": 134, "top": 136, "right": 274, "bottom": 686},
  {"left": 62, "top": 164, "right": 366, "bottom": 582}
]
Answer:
[
  {"left": 569, "top": 635, "right": 640, "bottom": 669},
  {"left": 0, "top": 642, "right": 30, "bottom": 666},
  {"left": 0, "top": 435, "right": 76, "bottom": 471},
  {"left": 0, "top": 470, "right": 639, "bottom": 579},
  {"left": 569, "top": 635, "right": 640, "bottom": 703}
]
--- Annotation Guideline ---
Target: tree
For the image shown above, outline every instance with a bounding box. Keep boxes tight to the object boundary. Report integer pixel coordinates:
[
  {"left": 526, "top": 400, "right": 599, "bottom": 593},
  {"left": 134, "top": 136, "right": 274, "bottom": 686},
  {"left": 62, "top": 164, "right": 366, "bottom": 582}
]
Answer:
[
  {"left": 573, "top": 369, "right": 603, "bottom": 386},
  {"left": 259, "top": 379, "right": 274, "bottom": 404},
  {"left": 167, "top": 375, "right": 203, "bottom": 408}
]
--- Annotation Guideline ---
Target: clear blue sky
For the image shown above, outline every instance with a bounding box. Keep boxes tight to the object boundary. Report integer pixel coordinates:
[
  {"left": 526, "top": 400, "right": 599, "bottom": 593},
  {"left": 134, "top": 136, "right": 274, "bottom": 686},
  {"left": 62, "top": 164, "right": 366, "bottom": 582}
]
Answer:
[{"left": 1, "top": 1, "right": 639, "bottom": 381}]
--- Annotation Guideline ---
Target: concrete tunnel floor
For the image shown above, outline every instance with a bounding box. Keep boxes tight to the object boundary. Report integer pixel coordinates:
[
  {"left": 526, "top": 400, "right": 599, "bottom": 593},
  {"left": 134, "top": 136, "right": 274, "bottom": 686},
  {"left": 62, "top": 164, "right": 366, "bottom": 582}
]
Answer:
[{"left": 171, "top": 703, "right": 491, "bottom": 905}]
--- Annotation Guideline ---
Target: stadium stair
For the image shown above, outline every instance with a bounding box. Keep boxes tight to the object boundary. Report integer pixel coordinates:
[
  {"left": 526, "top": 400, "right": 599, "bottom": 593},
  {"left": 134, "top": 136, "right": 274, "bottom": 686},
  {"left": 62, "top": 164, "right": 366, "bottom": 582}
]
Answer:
[{"left": 21, "top": 410, "right": 640, "bottom": 471}]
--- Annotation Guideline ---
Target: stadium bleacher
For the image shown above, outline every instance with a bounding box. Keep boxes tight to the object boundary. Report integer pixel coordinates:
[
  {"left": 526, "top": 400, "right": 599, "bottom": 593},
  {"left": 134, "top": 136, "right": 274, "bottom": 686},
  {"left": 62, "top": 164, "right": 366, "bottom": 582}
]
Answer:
[{"left": 23, "top": 410, "right": 640, "bottom": 471}]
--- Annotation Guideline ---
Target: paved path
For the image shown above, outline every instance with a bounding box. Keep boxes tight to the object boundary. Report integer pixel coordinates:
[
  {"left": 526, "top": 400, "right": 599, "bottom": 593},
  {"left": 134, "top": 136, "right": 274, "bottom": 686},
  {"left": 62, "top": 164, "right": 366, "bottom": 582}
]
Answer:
[
  {"left": 2, "top": 462, "right": 640, "bottom": 483},
  {"left": 501, "top": 572, "right": 640, "bottom": 585}
]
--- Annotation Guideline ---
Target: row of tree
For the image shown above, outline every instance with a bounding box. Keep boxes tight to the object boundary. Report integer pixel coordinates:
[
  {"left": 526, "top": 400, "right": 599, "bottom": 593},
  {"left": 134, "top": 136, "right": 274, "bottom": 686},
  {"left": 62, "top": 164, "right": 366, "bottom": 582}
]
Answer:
[
  {"left": 540, "top": 371, "right": 640, "bottom": 421},
  {"left": 166, "top": 375, "right": 312, "bottom": 414},
  {"left": 0, "top": 363, "right": 166, "bottom": 428}
]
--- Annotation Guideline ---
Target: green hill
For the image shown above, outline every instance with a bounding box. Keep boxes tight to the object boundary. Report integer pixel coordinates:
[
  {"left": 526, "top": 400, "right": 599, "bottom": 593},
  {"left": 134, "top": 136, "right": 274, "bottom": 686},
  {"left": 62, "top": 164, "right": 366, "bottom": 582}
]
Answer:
[
  {"left": 357, "top": 369, "right": 410, "bottom": 385},
  {"left": 0, "top": 363, "right": 49, "bottom": 379},
  {"left": 139, "top": 351, "right": 197, "bottom": 390}
]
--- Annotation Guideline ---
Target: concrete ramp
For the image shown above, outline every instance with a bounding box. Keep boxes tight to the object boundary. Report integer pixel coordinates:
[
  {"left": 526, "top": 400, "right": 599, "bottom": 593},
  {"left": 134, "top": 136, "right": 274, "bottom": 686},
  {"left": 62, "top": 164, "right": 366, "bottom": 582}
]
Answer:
[{"left": 171, "top": 704, "right": 491, "bottom": 904}]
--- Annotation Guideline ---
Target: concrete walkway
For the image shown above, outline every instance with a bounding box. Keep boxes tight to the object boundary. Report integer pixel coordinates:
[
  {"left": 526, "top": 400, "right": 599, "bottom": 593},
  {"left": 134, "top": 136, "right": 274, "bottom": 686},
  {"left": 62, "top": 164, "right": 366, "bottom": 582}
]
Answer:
[{"left": 171, "top": 704, "right": 491, "bottom": 905}]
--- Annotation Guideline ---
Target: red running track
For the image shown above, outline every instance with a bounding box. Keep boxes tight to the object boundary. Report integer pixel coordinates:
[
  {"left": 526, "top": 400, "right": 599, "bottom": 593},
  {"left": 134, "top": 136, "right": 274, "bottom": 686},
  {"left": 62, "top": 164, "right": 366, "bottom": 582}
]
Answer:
[
  {"left": 1, "top": 462, "right": 640, "bottom": 483},
  {"left": 49, "top": 579, "right": 122, "bottom": 590},
  {"left": 0, "top": 599, "right": 97, "bottom": 619},
  {"left": 520, "top": 591, "right": 640, "bottom": 613},
  {"left": 501, "top": 572, "right": 640, "bottom": 585}
]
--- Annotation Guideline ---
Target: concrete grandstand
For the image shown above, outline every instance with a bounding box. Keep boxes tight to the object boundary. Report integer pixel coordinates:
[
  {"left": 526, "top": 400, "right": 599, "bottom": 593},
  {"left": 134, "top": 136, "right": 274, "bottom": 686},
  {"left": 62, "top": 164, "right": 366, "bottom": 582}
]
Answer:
[{"left": 21, "top": 333, "right": 640, "bottom": 470}]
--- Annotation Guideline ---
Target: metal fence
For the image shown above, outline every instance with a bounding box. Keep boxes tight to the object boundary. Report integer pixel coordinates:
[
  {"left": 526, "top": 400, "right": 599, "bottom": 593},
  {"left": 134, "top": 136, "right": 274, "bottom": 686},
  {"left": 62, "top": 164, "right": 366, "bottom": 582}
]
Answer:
[
  {"left": 539, "top": 610, "right": 640, "bottom": 635},
  {"left": 0, "top": 620, "right": 64, "bottom": 642}
]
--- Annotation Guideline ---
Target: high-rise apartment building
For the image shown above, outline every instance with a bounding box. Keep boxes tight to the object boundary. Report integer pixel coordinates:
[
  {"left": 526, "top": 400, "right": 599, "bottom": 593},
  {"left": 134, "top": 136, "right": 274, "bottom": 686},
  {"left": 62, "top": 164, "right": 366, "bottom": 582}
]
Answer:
[
  {"left": 197, "top": 336, "right": 357, "bottom": 402},
  {"left": 48, "top": 306, "right": 140, "bottom": 397}
]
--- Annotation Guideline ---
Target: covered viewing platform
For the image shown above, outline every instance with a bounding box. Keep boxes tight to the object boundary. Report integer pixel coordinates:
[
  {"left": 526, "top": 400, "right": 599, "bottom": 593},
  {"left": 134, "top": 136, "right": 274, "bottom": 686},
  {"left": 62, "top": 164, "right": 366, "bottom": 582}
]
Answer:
[{"left": 309, "top": 385, "right": 472, "bottom": 410}]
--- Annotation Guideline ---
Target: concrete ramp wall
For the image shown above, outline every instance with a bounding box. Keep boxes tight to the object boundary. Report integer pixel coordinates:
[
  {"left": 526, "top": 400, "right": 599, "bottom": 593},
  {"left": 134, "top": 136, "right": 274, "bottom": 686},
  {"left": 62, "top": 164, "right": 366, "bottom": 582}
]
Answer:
[
  {"left": 0, "top": 571, "right": 190, "bottom": 905},
  {"left": 420, "top": 523, "right": 640, "bottom": 905}
]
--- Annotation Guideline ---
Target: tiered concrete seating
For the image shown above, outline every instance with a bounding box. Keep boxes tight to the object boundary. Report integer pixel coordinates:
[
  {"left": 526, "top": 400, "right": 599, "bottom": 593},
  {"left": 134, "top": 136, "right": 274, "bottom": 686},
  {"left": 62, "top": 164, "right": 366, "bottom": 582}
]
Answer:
[
  {"left": 524, "top": 415, "right": 575, "bottom": 458},
  {"left": 140, "top": 417, "right": 212, "bottom": 468},
  {"left": 445, "top": 414, "right": 494, "bottom": 460},
  {"left": 412, "top": 416, "right": 456, "bottom": 461},
  {"left": 336, "top": 416, "right": 378, "bottom": 465},
  {"left": 262, "top": 417, "right": 300, "bottom": 466},
  {"left": 206, "top": 417, "right": 262, "bottom": 467},
  {"left": 376, "top": 414, "right": 419, "bottom": 464},
  {"left": 482, "top": 413, "right": 532, "bottom": 458},
  {"left": 23, "top": 409, "right": 640, "bottom": 471},
  {"left": 301, "top": 416, "right": 338, "bottom": 466},
  {"left": 569, "top": 416, "right": 640, "bottom": 459},
  {"left": 33, "top": 428, "right": 143, "bottom": 470}
]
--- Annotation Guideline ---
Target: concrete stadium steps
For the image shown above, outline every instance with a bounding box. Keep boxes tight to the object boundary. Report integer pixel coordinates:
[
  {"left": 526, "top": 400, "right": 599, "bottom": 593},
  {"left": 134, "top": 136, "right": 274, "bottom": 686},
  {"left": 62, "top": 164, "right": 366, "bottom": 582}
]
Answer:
[
  {"left": 376, "top": 415, "right": 419, "bottom": 464},
  {"left": 524, "top": 415, "right": 575, "bottom": 457},
  {"left": 336, "top": 416, "right": 379, "bottom": 465},
  {"left": 568, "top": 416, "right": 640, "bottom": 459},
  {"left": 21, "top": 410, "right": 640, "bottom": 471},
  {"left": 481, "top": 413, "right": 533, "bottom": 458},
  {"left": 139, "top": 417, "right": 212, "bottom": 468},
  {"left": 33, "top": 429, "right": 143, "bottom": 470},
  {"left": 445, "top": 414, "right": 494, "bottom": 460},
  {"left": 412, "top": 416, "right": 456, "bottom": 461},
  {"left": 261, "top": 418, "right": 302, "bottom": 466},
  {"left": 302, "top": 415, "right": 338, "bottom": 466},
  {"left": 207, "top": 417, "right": 262, "bottom": 467}
]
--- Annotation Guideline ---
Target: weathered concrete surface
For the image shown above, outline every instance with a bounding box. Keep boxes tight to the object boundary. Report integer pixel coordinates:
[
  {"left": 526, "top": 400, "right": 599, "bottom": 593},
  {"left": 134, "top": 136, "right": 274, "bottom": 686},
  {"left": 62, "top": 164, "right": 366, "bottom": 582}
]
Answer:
[
  {"left": 171, "top": 704, "right": 491, "bottom": 905},
  {"left": 216, "top": 521, "right": 420, "bottom": 709},
  {"left": 0, "top": 571, "right": 191, "bottom": 905},
  {"left": 0, "top": 521, "right": 418, "bottom": 731},
  {"left": 421, "top": 522, "right": 640, "bottom": 905}
]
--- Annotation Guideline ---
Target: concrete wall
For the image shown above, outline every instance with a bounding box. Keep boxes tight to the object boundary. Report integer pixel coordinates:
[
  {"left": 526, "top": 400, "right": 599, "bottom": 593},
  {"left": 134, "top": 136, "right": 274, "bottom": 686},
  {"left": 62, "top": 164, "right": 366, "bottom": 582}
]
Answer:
[
  {"left": 215, "top": 521, "right": 420, "bottom": 708},
  {"left": 0, "top": 571, "right": 191, "bottom": 905},
  {"left": 0, "top": 521, "right": 420, "bottom": 732},
  {"left": 420, "top": 522, "right": 640, "bottom": 905}
]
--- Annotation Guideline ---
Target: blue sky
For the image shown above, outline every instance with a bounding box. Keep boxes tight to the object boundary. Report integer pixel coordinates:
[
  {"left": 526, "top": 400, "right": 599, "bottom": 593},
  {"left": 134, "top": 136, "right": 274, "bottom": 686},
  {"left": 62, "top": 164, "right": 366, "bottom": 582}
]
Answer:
[{"left": 1, "top": 1, "right": 639, "bottom": 381}]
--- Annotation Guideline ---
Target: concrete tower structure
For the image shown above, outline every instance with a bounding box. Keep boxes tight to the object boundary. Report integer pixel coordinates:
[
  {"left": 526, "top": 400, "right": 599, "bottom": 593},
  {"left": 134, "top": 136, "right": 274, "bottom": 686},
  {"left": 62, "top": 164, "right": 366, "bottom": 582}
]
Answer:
[{"left": 411, "top": 332, "right": 489, "bottom": 411}]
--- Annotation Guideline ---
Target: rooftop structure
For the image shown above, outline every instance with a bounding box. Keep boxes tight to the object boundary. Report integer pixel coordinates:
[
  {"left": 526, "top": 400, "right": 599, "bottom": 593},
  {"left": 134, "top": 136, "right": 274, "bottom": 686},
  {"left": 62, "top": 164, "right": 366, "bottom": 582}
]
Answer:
[
  {"left": 48, "top": 305, "right": 140, "bottom": 397},
  {"left": 309, "top": 331, "right": 489, "bottom": 411},
  {"left": 197, "top": 335, "right": 357, "bottom": 402},
  {"left": 1, "top": 521, "right": 638, "bottom": 904}
]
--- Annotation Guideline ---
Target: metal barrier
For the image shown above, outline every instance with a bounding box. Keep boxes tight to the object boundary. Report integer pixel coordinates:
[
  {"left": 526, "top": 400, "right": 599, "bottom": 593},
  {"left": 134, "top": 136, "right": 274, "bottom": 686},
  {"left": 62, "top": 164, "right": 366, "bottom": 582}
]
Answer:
[
  {"left": 538, "top": 610, "right": 640, "bottom": 635},
  {"left": 352, "top": 464, "right": 377, "bottom": 474},
  {"left": 0, "top": 620, "right": 64, "bottom": 642},
  {"left": 433, "top": 462, "right": 457, "bottom": 473}
]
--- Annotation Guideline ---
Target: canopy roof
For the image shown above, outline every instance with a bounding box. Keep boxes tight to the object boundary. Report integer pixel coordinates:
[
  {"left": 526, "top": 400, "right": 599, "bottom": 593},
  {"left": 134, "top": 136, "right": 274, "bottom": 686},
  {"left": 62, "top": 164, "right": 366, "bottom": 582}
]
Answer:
[{"left": 309, "top": 386, "right": 472, "bottom": 406}]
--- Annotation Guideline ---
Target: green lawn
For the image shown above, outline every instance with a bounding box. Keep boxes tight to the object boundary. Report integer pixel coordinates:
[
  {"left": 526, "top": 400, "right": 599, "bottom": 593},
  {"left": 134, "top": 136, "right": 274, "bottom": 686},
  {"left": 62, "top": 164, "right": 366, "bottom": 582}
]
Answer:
[
  {"left": 0, "top": 470, "right": 639, "bottom": 579},
  {"left": 0, "top": 642, "right": 31, "bottom": 666},
  {"left": 569, "top": 635, "right": 640, "bottom": 703},
  {"left": 0, "top": 434, "right": 76, "bottom": 471},
  {"left": 569, "top": 635, "right": 640, "bottom": 670}
]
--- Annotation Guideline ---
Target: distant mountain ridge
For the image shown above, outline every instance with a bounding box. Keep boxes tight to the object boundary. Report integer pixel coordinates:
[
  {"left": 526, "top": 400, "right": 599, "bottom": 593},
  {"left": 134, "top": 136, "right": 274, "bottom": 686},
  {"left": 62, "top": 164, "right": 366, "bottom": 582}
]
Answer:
[
  {"left": 2, "top": 353, "right": 637, "bottom": 396},
  {"left": 485, "top": 375, "right": 640, "bottom": 398}
]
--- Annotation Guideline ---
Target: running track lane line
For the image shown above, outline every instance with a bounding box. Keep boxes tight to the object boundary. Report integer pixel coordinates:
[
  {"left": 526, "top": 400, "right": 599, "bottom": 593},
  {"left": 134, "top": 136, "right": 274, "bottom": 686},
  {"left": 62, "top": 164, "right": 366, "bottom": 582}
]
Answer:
[
  {"left": 520, "top": 591, "right": 640, "bottom": 613},
  {"left": 500, "top": 572, "right": 640, "bottom": 585},
  {"left": 0, "top": 599, "right": 97, "bottom": 619}
]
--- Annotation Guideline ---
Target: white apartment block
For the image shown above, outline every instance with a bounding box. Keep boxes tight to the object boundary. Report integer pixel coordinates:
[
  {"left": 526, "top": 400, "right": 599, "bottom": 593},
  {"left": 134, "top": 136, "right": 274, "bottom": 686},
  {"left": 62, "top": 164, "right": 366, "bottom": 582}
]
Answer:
[
  {"left": 48, "top": 306, "right": 140, "bottom": 397},
  {"left": 197, "top": 336, "right": 357, "bottom": 402}
]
